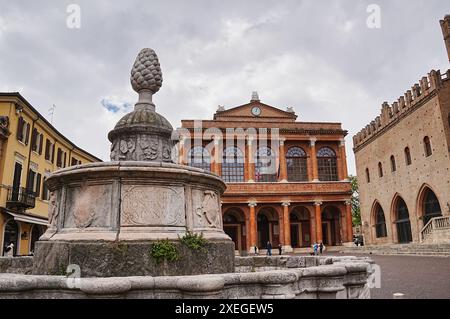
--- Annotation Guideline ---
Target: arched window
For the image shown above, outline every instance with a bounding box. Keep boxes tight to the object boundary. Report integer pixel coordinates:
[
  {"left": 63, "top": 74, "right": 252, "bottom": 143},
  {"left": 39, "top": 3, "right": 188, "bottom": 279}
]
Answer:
[
  {"left": 395, "top": 197, "right": 412, "bottom": 243},
  {"left": 286, "top": 147, "right": 308, "bottom": 182},
  {"left": 378, "top": 162, "right": 383, "bottom": 177},
  {"left": 423, "top": 188, "right": 442, "bottom": 226},
  {"left": 424, "top": 136, "right": 432, "bottom": 157},
  {"left": 374, "top": 204, "right": 387, "bottom": 238},
  {"left": 365, "top": 168, "right": 370, "bottom": 183},
  {"left": 317, "top": 147, "right": 338, "bottom": 181},
  {"left": 255, "top": 147, "right": 277, "bottom": 182},
  {"left": 222, "top": 147, "right": 244, "bottom": 183},
  {"left": 390, "top": 155, "right": 396, "bottom": 172},
  {"left": 404, "top": 147, "right": 412, "bottom": 166},
  {"left": 188, "top": 146, "right": 211, "bottom": 171}
]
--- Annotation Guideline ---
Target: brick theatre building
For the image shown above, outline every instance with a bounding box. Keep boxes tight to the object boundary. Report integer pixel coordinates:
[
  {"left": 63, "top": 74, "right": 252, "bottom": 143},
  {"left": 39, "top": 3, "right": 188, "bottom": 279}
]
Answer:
[{"left": 177, "top": 93, "right": 352, "bottom": 253}]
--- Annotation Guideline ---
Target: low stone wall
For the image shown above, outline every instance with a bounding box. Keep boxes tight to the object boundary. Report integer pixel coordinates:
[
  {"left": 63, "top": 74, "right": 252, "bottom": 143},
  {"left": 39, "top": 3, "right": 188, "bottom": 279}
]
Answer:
[
  {"left": 0, "top": 256, "right": 374, "bottom": 299},
  {"left": 234, "top": 255, "right": 322, "bottom": 272},
  {"left": 0, "top": 257, "right": 34, "bottom": 275}
]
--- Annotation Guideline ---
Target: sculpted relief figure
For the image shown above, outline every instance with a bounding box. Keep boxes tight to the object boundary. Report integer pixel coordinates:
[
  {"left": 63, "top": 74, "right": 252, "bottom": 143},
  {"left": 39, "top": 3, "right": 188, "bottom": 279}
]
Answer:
[
  {"left": 196, "top": 191, "right": 221, "bottom": 229},
  {"left": 48, "top": 192, "right": 59, "bottom": 228},
  {"left": 118, "top": 139, "right": 137, "bottom": 160}
]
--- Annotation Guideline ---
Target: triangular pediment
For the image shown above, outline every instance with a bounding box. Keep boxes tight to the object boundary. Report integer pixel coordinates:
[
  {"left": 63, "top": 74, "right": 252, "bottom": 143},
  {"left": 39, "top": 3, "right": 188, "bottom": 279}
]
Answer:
[{"left": 214, "top": 101, "right": 298, "bottom": 122}]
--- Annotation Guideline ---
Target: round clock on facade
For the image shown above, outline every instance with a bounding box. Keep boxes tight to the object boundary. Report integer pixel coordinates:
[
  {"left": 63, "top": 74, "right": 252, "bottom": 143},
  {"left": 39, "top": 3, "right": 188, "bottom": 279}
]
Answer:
[{"left": 251, "top": 106, "right": 261, "bottom": 116}]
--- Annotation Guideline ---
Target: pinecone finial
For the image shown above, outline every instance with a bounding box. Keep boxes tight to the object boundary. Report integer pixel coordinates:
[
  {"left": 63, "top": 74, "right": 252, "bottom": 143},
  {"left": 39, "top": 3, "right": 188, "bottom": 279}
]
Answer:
[{"left": 130, "top": 48, "right": 163, "bottom": 111}]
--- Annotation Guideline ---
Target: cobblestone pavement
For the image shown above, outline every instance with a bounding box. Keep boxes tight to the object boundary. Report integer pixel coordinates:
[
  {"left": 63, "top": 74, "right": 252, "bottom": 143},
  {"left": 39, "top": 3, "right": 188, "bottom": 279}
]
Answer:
[{"left": 323, "top": 252, "right": 450, "bottom": 299}]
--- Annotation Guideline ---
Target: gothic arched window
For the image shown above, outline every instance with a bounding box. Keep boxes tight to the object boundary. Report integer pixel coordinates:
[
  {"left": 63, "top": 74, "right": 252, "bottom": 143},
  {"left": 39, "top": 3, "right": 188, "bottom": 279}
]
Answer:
[
  {"left": 374, "top": 204, "right": 387, "bottom": 238},
  {"left": 317, "top": 147, "right": 338, "bottom": 181},
  {"left": 424, "top": 136, "right": 432, "bottom": 157},
  {"left": 188, "top": 146, "right": 211, "bottom": 171},
  {"left": 404, "top": 147, "right": 412, "bottom": 166},
  {"left": 365, "top": 168, "right": 370, "bottom": 183},
  {"left": 390, "top": 155, "right": 396, "bottom": 172},
  {"left": 255, "top": 147, "right": 277, "bottom": 182},
  {"left": 378, "top": 162, "right": 383, "bottom": 177},
  {"left": 286, "top": 147, "right": 308, "bottom": 182},
  {"left": 222, "top": 147, "right": 244, "bottom": 183}
]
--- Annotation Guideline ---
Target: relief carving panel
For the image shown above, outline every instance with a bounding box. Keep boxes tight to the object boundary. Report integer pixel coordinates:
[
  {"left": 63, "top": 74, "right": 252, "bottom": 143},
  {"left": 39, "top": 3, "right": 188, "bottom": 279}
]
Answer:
[
  {"left": 64, "top": 184, "right": 113, "bottom": 229},
  {"left": 192, "top": 189, "right": 222, "bottom": 229},
  {"left": 121, "top": 185, "right": 185, "bottom": 227}
]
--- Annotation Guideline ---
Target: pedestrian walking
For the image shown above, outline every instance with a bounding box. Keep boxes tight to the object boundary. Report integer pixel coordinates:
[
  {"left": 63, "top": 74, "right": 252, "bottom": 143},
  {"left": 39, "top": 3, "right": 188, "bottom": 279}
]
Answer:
[
  {"left": 266, "top": 241, "right": 272, "bottom": 256},
  {"left": 319, "top": 242, "right": 324, "bottom": 255},
  {"left": 278, "top": 244, "right": 282, "bottom": 255},
  {"left": 313, "top": 242, "right": 318, "bottom": 256},
  {"left": 254, "top": 245, "right": 258, "bottom": 255}
]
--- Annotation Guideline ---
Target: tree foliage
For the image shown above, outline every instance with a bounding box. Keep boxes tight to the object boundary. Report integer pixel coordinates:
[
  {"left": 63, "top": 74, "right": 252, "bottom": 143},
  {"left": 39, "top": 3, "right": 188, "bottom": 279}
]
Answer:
[{"left": 349, "top": 175, "right": 361, "bottom": 226}]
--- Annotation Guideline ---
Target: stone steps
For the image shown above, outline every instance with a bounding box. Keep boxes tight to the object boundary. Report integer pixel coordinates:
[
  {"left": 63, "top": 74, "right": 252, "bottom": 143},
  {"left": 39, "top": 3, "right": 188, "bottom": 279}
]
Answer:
[{"left": 339, "top": 244, "right": 450, "bottom": 257}]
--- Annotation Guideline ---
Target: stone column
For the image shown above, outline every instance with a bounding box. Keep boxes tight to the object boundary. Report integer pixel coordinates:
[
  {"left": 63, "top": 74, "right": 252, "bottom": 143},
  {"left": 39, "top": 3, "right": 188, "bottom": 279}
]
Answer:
[
  {"left": 278, "top": 138, "right": 288, "bottom": 182},
  {"left": 246, "top": 137, "right": 255, "bottom": 183},
  {"left": 248, "top": 202, "right": 257, "bottom": 252},
  {"left": 213, "top": 137, "right": 221, "bottom": 176},
  {"left": 314, "top": 201, "right": 323, "bottom": 243},
  {"left": 310, "top": 138, "right": 319, "bottom": 182},
  {"left": 345, "top": 200, "right": 353, "bottom": 242},
  {"left": 340, "top": 138, "right": 349, "bottom": 181},
  {"left": 282, "top": 202, "right": 293, "bottom": 252}
]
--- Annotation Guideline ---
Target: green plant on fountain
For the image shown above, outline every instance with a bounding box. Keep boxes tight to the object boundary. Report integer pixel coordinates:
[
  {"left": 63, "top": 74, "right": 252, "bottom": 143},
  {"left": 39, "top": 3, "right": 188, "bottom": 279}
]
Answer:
[
  {"left": 180, "top": 231, "right": 208, "bottom": 253},
  {"left": 150, "top": 240, "right": 180, "bottom": 264}
]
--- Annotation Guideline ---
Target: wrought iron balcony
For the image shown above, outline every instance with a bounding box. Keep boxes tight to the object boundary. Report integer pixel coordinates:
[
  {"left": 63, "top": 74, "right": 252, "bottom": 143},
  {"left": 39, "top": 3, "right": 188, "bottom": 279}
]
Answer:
[{"left": 6, "top": 187, "right": 36, "bottom": 209}]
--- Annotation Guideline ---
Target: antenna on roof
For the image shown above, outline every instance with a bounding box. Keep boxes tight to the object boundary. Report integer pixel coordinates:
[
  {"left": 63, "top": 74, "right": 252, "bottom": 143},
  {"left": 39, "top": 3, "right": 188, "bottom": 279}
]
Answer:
[
  {"left": 251, "top": 91, "right": 260, "bottom": 102},
  {"left": 48, "top": 104, "right": 56, "bottom": 124}
]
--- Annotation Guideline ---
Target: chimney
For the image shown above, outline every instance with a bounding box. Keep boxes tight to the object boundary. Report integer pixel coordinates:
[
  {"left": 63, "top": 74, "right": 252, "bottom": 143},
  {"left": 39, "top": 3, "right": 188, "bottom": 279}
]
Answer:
[{"left": 440, "top": 15, "right": 450, "bottom": 63}]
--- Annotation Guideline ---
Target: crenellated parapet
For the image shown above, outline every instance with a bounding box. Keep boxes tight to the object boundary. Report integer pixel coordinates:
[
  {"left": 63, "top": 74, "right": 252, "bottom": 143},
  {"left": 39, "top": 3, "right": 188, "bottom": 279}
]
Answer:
[{"left": 353, "top": 69, "right": 450, "bottom": 151}]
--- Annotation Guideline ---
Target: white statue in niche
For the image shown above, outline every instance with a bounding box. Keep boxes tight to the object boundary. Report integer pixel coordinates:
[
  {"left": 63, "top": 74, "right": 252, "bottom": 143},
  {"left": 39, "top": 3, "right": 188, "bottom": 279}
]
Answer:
[{"left": 196, "top": 191, "right": 221, "bottom": 229}]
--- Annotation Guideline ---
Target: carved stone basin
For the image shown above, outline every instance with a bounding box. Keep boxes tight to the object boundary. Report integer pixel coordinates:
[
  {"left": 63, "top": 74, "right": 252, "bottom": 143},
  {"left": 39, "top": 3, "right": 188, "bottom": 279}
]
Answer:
[{"left": 33, "top": 161, "right": 234, "bottom": 277}]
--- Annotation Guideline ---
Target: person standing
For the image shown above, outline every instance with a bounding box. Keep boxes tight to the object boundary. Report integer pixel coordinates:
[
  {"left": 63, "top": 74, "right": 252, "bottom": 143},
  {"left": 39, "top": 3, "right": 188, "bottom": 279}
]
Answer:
[
  {"left": 266, "top": 241, "right": 272, "bottom": 256},
  {"left": 319, "top": 242, "right": 324, "bottom": 255},
  {"left": 278, "top": 244, "right": 282, "bottom": 255},
  {"left": 313, "top": 242, "right": 318, "bottom": 256}
]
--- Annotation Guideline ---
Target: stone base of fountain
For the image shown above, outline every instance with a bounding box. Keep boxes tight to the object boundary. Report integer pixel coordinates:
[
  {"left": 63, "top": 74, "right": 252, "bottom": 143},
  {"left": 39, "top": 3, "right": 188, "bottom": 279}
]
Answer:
[
  {"left": 33, "top": 240, "right": 234, "bottom": 277},
  {"left": 33, "top": 162, "right": 234, "bottom": 277}
]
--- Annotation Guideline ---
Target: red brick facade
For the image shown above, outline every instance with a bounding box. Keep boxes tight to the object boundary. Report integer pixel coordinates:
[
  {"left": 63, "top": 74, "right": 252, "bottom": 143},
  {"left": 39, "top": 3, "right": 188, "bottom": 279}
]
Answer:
[{"left": 178, "top": 97, "right": 352, "bottom": 252}]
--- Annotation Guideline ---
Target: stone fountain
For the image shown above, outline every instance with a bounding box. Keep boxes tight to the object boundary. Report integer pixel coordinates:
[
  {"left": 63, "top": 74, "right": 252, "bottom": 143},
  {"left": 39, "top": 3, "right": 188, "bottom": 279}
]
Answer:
[{"left": 33, "top": 48, "right": 235, "bottom": 277}]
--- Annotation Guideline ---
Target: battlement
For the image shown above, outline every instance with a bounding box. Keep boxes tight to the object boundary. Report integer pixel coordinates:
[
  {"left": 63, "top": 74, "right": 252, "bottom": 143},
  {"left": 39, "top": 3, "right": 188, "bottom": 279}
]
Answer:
[{"left": 353, "top": 69, "right": 450, "bottom": 151}]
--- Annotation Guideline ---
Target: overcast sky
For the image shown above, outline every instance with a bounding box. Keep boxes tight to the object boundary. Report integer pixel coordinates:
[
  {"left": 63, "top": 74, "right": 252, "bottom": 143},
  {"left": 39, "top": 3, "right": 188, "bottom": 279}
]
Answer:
[{"left": 1, "top": 0, "right": 449, "bottom": 174}]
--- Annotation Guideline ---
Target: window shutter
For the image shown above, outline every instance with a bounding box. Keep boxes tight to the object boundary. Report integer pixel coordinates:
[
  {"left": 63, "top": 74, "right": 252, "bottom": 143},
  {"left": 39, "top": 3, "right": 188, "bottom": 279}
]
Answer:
[
  {"left": 25, "top": 123, "right": 30, "bottom": 145},
  {"left": 26, "top": 169, "right": 33, "bottom": 192},
  {"left": 51, "top": 143, "right": 55, "bottom": 163},
  {"left": 39, "top": 134, "right": 43, "bottom": 155},
  {"left": 45, "top": 140, "right": 50, "bottom": 160},
  {"left": 36, "top": 173, "right": 41, "bottom": 197},
  {"left": 31, "top": 128, "right": 37, "bottom": 151},
  {"left": 63, "top": 152, "right": 67, "bottom": 168},
  {"left": 17, "top": 117, "right": 24, "bottom": 141}
]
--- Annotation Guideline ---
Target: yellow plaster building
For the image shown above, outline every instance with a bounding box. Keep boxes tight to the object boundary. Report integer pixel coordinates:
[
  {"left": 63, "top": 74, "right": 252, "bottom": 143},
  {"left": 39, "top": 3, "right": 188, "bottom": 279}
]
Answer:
[{"left": 0, "top": 92, "right": 101, "bottom": 256}]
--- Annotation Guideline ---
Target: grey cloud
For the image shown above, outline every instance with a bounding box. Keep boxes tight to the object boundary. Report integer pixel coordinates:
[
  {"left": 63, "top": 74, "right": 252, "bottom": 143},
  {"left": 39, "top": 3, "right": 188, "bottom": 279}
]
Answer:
[{"left": 0, "top": 0, "right": 449, "bottom": 173}]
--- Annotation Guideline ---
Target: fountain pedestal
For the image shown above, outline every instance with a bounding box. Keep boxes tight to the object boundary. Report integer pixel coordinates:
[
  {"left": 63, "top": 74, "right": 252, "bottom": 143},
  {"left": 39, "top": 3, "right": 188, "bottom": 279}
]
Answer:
[{"left": 33, "top": 48, "right": 235, "bottom": 277}]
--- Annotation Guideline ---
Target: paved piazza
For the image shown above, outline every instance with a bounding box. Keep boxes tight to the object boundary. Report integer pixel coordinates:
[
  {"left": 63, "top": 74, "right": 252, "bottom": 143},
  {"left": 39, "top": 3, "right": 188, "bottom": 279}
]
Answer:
[{"left": 319, "top": 253, "right": 450, "bottom": 299}]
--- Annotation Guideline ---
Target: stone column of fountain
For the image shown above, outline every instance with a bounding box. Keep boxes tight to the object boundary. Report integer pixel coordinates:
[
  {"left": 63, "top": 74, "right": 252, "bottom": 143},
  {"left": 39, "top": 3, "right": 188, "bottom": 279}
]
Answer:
[{"left": 33, "top": 48, "right": 235, "bottom": 277}]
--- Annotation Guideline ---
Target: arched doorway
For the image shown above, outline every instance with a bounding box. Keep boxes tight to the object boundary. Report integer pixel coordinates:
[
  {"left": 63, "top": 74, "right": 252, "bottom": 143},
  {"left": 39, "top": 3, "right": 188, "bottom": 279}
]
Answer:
[
  {"left": 321, "top": 206, "right": 341, "bottom": 246},
  {"left": 30, "top": 225, "right": 45, "bottom": 254},
  {"left": 223, "top": 209, "right": 246, "bottom": 251},
  {"left": 257, "top": 208, "right": 279, "bottom": 249},
  {"left": 421, "top": 188, "right": 442, "bottom": 227},
  {"left": 290, "top": 207, "right": 311, "bottom": 248},
  {"left": 3, "top": 219, "right": 19, "bottom": 256},
  {"left": 394, "top": 197, "right": 412, "bottom": 243},
  {"left": 372, "top": 203, "right": 387, "bottom": 238}
]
